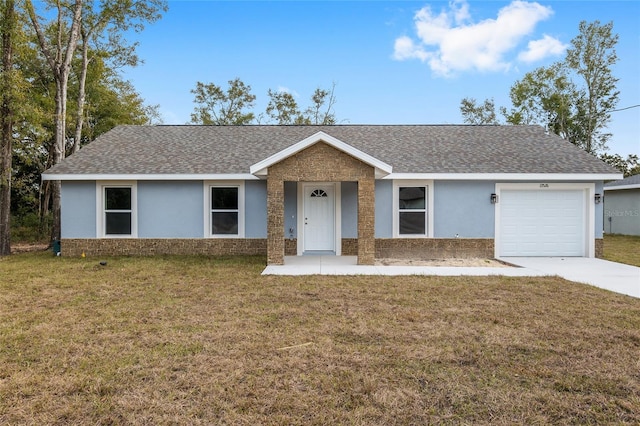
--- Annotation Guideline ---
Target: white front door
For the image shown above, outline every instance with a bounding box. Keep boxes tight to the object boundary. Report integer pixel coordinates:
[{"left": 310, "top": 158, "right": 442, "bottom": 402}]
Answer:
[{"left": 303, "top": 184, "right": 336, "bottom": 252}]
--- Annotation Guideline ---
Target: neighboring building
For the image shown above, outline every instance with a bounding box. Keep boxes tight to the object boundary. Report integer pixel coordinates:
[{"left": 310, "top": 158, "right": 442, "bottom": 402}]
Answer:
[
  {"left": 42, "top": 125, "right": 621, "bottom": 264},
  {"left": 604, "top": 174, "right": 640, "bottom": 236}
]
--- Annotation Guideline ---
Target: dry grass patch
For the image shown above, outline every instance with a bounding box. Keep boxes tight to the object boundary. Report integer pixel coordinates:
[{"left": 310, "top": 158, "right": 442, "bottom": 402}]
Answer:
[
  {"left": 1, "top": 253, "right": 639, "bottom": 424},
  {"left": 603, "top": 234, "right": 640, "bottom": 267}
]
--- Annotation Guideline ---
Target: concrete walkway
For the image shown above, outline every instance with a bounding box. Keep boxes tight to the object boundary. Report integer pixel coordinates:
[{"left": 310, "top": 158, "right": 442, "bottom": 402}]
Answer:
[
  {"left": 504, "top": 257, "right": 640, "bottom": 298},
  {"left": 262, "top": 256, "right": 547, "bottom": 277},
  {"left": 262, "top": 256, "right": 640, "bottom": 299}
]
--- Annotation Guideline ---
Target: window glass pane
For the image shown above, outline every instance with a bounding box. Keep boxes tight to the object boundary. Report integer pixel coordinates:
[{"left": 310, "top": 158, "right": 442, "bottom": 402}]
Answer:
[
  {"left": 106, "top": 212, "right": 132, "bottom": 235},
  {"left": 212, "top": 212, "right": 238, "bottom": 235},
  {"left": 399, "top": 212, "right": 425, "bottom": 235},
  {"left": 399, "top": 187, "right": 425, "bottom": 209},
  {"left": 212, "top": 187, "right": 238, "bottom": 210},
  {"left": 105, "top": 187, "right": 131, "bottom": 210}
]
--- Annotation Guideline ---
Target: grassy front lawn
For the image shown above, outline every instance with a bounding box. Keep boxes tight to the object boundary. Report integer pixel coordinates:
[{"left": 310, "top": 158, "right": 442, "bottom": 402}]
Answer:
[
  {"left": 1, "top": 253, "right": 639, "bottom": 424},
  {"left": 603, "top": 234, "right": 640, "bottom": 267}
]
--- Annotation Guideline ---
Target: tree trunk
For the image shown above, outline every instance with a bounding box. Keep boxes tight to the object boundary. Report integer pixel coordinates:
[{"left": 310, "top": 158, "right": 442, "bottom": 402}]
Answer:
[
  {"left": 72, "top": 33, "right": 88, "bottom": 154},
  {"left": 50, "top": 71, "right": 67, "bottom": 241},
  {"left": 0, "top": 0, "right": 15, "bottom": 256}
]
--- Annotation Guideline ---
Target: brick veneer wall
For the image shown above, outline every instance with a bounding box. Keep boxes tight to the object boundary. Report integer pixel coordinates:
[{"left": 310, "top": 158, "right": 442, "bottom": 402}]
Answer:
[
  {"left": 376, "top": 238, "right": 495, "bottom": 259},
  {"left": 341, "top": 238, "right": 358, "bottom": 256},
  {"left": 595, "top": 238, "right": 603, "bottom": 258},
  {"left": 285, "top": 239, "right": 297, "bottom": 256},
  {"left": 61, "top": 237, "right": 599, "bottom": 259},
  {"left": 60, "top": 238, "right": 267, "bottom": 257},
  {"left": 267, "top": 142, "right": 376, "bottom": 265}
]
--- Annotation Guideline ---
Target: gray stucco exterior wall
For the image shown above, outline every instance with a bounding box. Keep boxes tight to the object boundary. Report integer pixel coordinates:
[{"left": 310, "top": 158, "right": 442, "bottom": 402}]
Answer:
[
  {"left": 341, "top": 182, "right": 358, "bottom": 238},
  {"left": 375, "top": 180, "right": 393, "bottom": 238},
  {"left": 604, "top": 188, "right": 640, "bottom": 236},
  {"left": 595, "top": 182, "right": 604, "bottom": 238},
  {"left": 433, "top": 181, "right": 495, "bottom": 238},
  {"left": 138, "top": 181, "right": 203, "bottom": 238},
  {"left": 61, "top": 178, "right": 607, "bottom": 245},
  {"left": 283, "top": 181, "right": 297, "bottom": 239},
  {"left": 245, "top": 180, "right": 268, "bottom": 238},
  {"left": 61, "top": 181, "right": 96, "bottom": 238}
]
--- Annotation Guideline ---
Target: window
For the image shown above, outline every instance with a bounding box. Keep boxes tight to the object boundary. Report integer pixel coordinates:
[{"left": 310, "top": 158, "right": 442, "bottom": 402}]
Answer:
[
  {"left": 97, "top": 182, "right": 137, "bottom": 237},
  {"left": 393, "top": 181, "right": 432, "bottom": 237},
  {"left": 399, "top": 187, "right": 426, "bottom": 234},
  {"left": 206, "top": 182, "right": 244, "bottom": 237}
]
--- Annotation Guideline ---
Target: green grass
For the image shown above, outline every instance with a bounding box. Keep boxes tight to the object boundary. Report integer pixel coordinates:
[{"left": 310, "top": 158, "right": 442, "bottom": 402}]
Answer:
[
  {"left": 1, "top": 253, "right": 639, "bottom": 424},
  {"left": 603, "top": 234, "right": 640, "bottom": 267}
]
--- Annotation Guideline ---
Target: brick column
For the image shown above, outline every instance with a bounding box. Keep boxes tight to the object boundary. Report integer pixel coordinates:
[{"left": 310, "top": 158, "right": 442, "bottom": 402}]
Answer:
[
  {"left": 357, "top": 177, "right": 375, "bottom": 265},
  {"left": 267, "top": 177, "right": 285, "bottom": 265}
]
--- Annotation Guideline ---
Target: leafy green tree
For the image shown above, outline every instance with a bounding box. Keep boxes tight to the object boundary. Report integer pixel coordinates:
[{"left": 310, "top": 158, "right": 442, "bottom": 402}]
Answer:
[
  {"left": 71, "top": 0, "right": 167, "bottom": 153},
  {"left": 565, "top": 20, "right": 619, "bottom": 154},
  {"left": 460, "top": 97, "right": 498, "bottom": 125},
  {"left": 504, "top": 63, "right": 580, "bottom": 141},
  {"left": 265, "top": 84, "right": 339, "bottom": 125},
  {"left": 459, "top": 21, "right": 619, "bottom": 156},
  {"left": 599, "top": 153, "right": 640, "bottom": 177},
  {"left": 190, "top": 78, "right": 256, "bottom": 125},
  {"left": 303, "top": 84, "right": 337, "bottom": 125},
  {"left": 2, "top": 8, "right": 159, "bottom": 238},
  {"left": 266, "top": 89, "right": 302, "bottom": 125}
]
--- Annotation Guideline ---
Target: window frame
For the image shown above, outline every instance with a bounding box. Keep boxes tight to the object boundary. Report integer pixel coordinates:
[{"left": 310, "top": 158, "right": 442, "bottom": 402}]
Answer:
[
  {"left": 204, "top": 181, "right": 245, "bottom": 238},
  {"left": 96, "top": 181, "right": 138, "bottom": 238},
  {"left": 392, "top": 180, "right": 433, "bottom": 238}
]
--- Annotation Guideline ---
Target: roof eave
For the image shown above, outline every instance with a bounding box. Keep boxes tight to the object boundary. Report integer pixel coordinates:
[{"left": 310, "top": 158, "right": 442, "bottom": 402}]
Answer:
[
  {"left": 384, "top": 173, "right": 623, "bottom": 181},
  {"left": 604, "top": 183, "right": 640, "bottom": 191},
  {"left": 41, "top": 173, "right": 260, "bottom": 181}
]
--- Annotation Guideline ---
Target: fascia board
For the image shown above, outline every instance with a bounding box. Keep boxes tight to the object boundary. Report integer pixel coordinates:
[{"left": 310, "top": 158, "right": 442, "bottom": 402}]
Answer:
[
  {"left": 41, "top": 173, "right": 260, "bottom": 181},
  {"left": 384, "top": 173, "right": 623, "bottom": 181},
  {"left": 604, "top": 183, "right": 640, "bottom": 191}
]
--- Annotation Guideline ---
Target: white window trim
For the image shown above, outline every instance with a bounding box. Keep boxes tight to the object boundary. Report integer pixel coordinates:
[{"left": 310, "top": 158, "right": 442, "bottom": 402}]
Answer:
[
  {"left": 96, "top": 181, "right": 138, "bottom": 238},
  {"left": 494, "top": 182, "right": 595, "bottom": 258},
  {"left": 392, "top": 180, "right": 434, "bottom": 238},
  {"left": 204, "top": 181, "right": 245, "bottom": 238}
]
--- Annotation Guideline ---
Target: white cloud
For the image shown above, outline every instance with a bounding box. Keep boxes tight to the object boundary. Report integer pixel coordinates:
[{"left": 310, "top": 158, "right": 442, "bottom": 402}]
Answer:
[
  {"left": 518, "top": 34, "right": 567, "bottom": 62},
  {"left": 393, "top": 36, "right": 429, "bottom": 61},
  {"left": 393, "top": 0, "right": 558, "bottom": 76}
]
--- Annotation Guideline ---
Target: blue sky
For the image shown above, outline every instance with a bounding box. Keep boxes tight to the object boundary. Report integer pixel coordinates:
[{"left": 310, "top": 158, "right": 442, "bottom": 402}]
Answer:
[{"left": 123, "top": 0, "right": 640, "bottom": 157}]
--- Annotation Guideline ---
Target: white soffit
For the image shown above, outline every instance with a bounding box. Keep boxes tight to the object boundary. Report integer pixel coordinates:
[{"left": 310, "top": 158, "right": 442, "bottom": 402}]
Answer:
[{"left": 249, "top": 131, "right": 393, "bottom": 178}]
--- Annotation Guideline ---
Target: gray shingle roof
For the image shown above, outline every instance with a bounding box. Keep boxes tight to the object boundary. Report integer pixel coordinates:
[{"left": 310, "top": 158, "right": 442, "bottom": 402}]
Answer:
[
  {"left": 604, "top": 174, "right": 640, "bottom": 187},
  {"left": 43, "top": 124, "right": 618, "bottom": 176}
]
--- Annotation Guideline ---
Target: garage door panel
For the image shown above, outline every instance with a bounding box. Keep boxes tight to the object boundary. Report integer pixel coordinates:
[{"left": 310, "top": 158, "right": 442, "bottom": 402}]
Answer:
[{"left": 500, "top": 189, "right": 585, "bottom": 257}]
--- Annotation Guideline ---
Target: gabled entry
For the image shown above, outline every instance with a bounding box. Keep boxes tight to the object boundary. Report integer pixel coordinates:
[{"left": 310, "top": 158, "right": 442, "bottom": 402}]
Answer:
[
  {"left": 298, "top": 183, "right": 341, "bottom": 255},
  {"left": 261, "top": 134, "right": 377, "bottom": 265}
]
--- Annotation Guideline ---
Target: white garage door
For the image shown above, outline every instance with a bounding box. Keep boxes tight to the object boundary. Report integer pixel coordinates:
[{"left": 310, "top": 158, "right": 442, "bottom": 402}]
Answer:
[{"left": 499, "top": 190, "right": 585, "bottom": 257}]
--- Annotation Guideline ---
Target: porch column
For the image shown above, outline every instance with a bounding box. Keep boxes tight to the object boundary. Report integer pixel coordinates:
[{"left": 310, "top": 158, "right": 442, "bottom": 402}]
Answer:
[
  {"left": 357, "top": 177, "right": 375, "bottom": 265},
  {"left": 267, "top": 176, "right": 285, "bottom": 265}
]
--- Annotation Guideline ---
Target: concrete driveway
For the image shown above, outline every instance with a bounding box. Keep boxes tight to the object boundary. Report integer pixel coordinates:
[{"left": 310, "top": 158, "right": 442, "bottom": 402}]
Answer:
[{"left": 503, "top": 257, "right": 640, "bottom": 298}]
